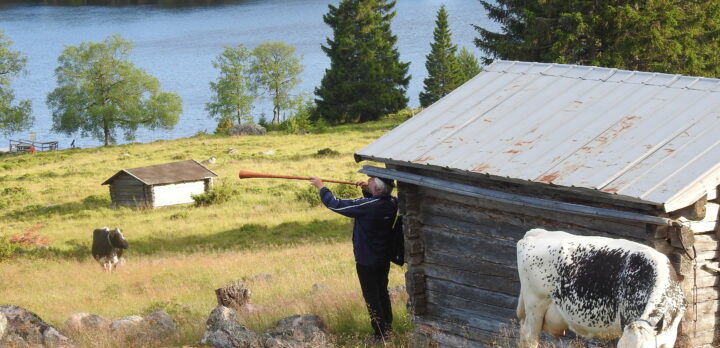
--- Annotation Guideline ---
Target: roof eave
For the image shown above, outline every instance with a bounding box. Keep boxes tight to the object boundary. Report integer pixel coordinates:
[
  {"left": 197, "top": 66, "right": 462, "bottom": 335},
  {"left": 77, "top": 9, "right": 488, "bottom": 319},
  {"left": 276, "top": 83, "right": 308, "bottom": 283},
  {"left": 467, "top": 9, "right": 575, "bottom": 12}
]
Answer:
[
  {"left": 355, "top": 154, "right": 663, "bottom": 209},
  {"left": 101, "top": 169, "right": 149, "bottom": 185}
]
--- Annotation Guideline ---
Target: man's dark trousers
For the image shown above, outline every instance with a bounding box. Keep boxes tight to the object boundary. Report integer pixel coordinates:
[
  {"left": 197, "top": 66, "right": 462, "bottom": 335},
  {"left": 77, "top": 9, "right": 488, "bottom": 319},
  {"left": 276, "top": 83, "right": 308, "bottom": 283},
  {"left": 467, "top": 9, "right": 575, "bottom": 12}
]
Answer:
[{"left": 356, "top": 262, "right": 392, "bottom": 338}]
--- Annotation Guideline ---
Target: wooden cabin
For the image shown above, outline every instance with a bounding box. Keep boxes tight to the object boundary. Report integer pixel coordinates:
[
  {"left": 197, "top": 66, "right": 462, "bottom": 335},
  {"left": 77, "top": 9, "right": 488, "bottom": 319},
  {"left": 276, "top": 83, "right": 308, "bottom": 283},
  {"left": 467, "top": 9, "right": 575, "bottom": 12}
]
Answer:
[
  {"left": 355, "top": 61, "right": 720, "bottom": 347},
  {"left": 102, "top": 159, "right": 218, "bottom": 208}
]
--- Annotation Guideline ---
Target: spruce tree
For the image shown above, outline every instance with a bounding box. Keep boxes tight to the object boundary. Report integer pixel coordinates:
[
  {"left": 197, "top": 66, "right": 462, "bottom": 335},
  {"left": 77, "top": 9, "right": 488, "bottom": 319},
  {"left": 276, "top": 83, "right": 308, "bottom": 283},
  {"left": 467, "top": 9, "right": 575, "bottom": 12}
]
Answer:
[
  {"left": 314, "top": 0, "right": 410, "bottom": 124},
  {"left": 457, "top": 47, "right": 482, "bottom": 84},
  {"left": 474, "top": 0, "right": 720, "bottom": 77},
  {"left": 419, "top": 5, "right": 462, "bottom": 107}
]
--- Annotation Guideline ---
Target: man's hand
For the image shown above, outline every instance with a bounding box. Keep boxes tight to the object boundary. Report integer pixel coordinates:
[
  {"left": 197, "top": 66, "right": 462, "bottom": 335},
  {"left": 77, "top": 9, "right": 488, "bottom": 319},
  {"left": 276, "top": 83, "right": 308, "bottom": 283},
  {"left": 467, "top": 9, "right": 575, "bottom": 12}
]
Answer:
[
  {"left": 309, "top": 176, "right": 324, "bottom": 189},
  {"left": 355, "top": 180, "right": 369, "bottom": 191}
]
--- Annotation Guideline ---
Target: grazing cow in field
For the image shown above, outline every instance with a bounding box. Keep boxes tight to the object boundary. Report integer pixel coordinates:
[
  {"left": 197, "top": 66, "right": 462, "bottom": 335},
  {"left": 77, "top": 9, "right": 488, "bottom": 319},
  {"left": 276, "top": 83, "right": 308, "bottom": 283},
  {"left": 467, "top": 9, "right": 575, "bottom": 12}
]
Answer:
[
  {"left": 92, "top": 227, "right": 129, "bottom": 272},
  {"left": 516, "top": 228, "right": 685, "bottom": 348}
]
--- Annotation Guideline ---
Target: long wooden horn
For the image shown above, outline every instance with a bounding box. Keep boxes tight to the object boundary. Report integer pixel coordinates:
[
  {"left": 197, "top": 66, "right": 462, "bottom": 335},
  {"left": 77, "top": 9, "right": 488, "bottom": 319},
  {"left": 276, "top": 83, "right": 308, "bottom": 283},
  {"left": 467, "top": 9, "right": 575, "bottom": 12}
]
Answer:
[{"left": 238, "top": 169, "right": 356, "bottom": 185}]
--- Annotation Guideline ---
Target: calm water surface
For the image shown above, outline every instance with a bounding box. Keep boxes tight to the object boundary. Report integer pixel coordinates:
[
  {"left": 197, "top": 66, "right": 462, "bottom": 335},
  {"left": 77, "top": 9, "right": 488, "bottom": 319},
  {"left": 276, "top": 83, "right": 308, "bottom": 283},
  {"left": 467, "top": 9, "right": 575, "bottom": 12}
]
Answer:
[{"left": 0, "top": 0, "right": 493, "bottom": 149}]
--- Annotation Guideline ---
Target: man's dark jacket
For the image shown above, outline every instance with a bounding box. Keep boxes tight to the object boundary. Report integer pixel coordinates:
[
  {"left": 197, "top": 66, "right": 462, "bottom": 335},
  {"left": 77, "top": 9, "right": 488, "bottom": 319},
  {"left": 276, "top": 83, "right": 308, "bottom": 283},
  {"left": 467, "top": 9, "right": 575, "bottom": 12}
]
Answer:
[{"left": 319, "top": 187, "right": 397, "bottom": 267}]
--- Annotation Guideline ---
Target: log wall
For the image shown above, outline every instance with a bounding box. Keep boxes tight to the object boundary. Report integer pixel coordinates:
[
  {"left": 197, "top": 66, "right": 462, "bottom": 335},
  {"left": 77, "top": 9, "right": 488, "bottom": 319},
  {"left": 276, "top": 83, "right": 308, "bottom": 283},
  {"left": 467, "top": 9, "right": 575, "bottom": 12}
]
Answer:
[
  {"left": 107, "top": 173, "right": 149, "bottom": 208},
  {"left": 396, "top": 167, "right": 719, "bottom": 348}
]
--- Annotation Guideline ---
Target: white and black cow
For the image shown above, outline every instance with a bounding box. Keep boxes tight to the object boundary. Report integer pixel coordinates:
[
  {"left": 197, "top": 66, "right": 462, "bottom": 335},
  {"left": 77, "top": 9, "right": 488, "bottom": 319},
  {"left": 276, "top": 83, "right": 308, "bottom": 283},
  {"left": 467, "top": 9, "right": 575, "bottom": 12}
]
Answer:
[
  {"left": 92, "top": 227, "right": 129, "bottom": 272},
  {"left": 516, "top": 228, "right": 685, "bottom": 348}
]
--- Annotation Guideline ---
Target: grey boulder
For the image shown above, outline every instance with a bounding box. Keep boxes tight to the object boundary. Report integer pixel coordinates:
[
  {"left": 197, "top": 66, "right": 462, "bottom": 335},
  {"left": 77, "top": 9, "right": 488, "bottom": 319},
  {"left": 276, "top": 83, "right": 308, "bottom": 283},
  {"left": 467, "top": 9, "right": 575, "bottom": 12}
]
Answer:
[
  {"left": 200, "top": 306, "right": 263, "bottom": 348},
  {"left": 0, "top": 305, "right": 75, "bottom": 348}
]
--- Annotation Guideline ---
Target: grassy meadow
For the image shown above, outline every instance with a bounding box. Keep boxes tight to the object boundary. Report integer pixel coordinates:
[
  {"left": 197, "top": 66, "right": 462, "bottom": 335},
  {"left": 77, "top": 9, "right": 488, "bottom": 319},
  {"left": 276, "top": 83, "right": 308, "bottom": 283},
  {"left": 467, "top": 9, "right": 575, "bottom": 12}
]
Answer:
[{"left": 0, "top": 112, "right": 415, "bottom": 347}]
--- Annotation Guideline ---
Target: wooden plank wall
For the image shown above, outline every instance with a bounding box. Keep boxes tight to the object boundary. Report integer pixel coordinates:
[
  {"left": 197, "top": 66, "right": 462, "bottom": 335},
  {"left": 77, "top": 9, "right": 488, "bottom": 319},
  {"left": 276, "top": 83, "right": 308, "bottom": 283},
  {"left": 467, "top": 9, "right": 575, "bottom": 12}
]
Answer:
[
  {"left": 108, "top": 173, "right": 148, "bottom": 208},
  {"left": 397, "top": 171, "right": 718, "bottom": 348},
  {"left": 401, "top": 180, "right": 661, "bottom": 348}
]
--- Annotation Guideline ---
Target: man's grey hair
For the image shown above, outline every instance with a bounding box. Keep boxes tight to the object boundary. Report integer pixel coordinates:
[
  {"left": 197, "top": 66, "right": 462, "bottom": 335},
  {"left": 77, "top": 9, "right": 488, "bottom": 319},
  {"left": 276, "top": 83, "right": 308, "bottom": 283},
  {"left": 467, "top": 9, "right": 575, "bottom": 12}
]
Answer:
[{"left": 373, "top": 177, "right": 393, "bottom": 195}]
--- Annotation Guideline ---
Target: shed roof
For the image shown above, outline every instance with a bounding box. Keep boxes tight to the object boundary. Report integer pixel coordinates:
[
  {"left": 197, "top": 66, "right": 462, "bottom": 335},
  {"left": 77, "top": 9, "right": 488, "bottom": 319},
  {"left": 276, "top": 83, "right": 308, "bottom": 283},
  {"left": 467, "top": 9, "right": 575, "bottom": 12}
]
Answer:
[
  {"left": 102, "top": 160, "right": 218, "bottom": 186},
  {"left": 356, "top": 60, "right": 720, "bottom": 212}
]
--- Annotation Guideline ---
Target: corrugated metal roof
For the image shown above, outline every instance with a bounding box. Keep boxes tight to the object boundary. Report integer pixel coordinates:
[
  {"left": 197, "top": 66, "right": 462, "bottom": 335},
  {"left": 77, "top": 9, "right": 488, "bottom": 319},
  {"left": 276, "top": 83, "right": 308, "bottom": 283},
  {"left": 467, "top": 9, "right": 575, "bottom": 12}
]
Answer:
[
  {"left": 355, "top": 60, "right": 720, "bottom": 212},
  {"left": 102, "top": 160, "right": 218, "bottom": 186}
]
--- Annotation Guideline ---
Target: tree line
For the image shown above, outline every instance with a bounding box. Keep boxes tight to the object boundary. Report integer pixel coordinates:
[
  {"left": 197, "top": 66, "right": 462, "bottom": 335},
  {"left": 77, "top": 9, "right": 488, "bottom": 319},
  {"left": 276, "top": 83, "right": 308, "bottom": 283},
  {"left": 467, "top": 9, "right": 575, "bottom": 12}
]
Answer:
[{"left": 2, "top": 0, "right": 719, "bottom": 146}]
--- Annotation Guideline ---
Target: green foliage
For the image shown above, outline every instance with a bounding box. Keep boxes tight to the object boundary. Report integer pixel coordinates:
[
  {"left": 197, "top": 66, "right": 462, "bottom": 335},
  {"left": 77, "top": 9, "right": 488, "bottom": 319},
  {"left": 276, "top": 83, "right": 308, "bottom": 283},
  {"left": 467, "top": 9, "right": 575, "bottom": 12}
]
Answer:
[
  {"left": 214, "top": 117, "right": 234, "bottom": 135},
  {"left": 206, "top": 45, "right": 255, "bottom": 125},
  {"left": 419, "top": 5, "right": 462, "bottom": 107},
  {"left": 0, "top": 186, "right": 29, "bottom": 210},
  {"left": 0, "top": 31, "right": 33, "bottom": 135},
  {"left": 295, "top": 182, "right": 360, "bottom": 207},
  {"left": 0, "top": 233, "right": 19, "bottom": 261},
  {"left": 281, "top": 98, "right": 315, "bottom": 134},
  {"left": 474, "top": 0, "right": 720, "bottom": 77},
  {"left": 457, "top": 47, "right": 482, "bottom": 83},
  {"left": 191, "top": 180, "right": 240, "bottom": 207},
  {"left": 314, "top": 0, "right": 410, "bottom": 124},
  {"left": 251, "top": 42, "right": 303, "bottom": 125},
  {"left": 295, "top": 185, "right": 322, "bottom": 207},
  {"left": 331, "top": 181, "right": 361, "bottom": 199},
  {"left": 47, "top": 34, "right": 182, "bottom": 146}
]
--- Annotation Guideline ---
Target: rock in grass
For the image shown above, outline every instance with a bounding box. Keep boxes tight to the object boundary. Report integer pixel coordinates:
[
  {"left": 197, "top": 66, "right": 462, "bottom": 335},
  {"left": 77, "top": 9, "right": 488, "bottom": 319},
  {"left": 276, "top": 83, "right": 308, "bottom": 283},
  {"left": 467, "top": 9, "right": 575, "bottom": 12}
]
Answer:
[
  {"left": 200, "top": 306, "right": 263, "bottom": 348},
  {"left": 263, "top": 314, "right": 329, "bottom": 347},
  {"left": 229, "top": 124, "right": 266, "bottom": 136},
  {"left": 64, "top": 313, "right": 111, "bottom": 333},
  {"left": 110, "top": 315, "right": 144, "bottom": 339},
  {"left": 139, "top": 309, "right": 178, "bottom": 342},
  {"left": 0, "top": 305, "right": 75, "bottom": 348}
]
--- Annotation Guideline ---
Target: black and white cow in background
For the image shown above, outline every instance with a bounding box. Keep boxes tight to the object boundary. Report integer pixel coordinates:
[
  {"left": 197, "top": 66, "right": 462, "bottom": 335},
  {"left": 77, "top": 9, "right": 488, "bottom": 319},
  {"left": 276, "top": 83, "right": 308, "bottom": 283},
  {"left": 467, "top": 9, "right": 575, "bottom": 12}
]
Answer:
[
  {"left": 92, "top": 227, "right": 129, "bottom": 272},
  {"left": 516, "top": 228, "right": 685, "bottom": 348}
]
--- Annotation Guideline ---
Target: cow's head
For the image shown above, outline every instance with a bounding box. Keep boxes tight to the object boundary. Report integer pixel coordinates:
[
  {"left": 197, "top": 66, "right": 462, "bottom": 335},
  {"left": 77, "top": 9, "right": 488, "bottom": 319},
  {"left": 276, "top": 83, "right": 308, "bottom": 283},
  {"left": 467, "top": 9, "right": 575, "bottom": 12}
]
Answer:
[
  {"left": 110, "top": 228, "right": 129, "bottom": 249},
  {"left": 618, "top": 317, "right": 663, "bottom": 348}
]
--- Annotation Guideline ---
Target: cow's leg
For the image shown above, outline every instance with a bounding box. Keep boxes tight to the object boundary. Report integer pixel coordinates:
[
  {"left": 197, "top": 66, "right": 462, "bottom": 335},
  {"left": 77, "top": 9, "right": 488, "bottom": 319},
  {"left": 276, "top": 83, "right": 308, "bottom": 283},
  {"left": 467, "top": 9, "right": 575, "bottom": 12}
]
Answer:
[{"left": 519, "top": 294, "right": 548, "bottom": 348}]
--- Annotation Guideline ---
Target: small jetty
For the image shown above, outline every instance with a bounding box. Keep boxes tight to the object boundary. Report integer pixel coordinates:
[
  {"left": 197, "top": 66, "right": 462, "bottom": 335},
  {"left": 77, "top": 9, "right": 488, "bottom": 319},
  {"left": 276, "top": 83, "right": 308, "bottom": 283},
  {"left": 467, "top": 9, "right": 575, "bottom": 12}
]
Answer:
[{"left": 8, "top": 139, "right": 58, "bottom": 153}]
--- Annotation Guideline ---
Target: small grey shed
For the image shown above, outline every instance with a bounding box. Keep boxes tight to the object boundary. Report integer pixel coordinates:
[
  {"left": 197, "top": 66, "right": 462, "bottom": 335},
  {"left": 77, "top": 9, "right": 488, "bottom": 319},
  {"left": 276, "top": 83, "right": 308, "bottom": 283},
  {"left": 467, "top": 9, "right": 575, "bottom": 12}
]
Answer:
[
  {"left": 102, "top": 159, "right": 218, "bottom": 208},
  {"left": 355, "top": 61, "right": 720, "bottom": 347}
]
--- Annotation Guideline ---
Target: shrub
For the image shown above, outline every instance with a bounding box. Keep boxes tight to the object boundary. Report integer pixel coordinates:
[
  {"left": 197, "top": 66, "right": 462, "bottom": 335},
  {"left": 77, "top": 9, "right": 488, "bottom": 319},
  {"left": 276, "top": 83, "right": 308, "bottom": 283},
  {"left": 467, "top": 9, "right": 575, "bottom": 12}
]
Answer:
[
  {"left": 0, "top": 224, "right": 51, "bottom": 261},
  {"left": 0, "top": 233, "right": 18, "bottom": 260},
  {"left": 294, "top": 182, "right": 360, "bottom": 207},
  {"left": 295, "top": 185, "right": 321, "bottom": 207},
  {"left": 214, "top": 117, "right": 234, "bottom": 135},
  {"left": 192, "top": 181, "right": 239, "bottom": 207},
  {"left": 313, "top": 148, "right": 340, "bottom": 158},
  {"left": 331, "top": 182, "right": 360, "bottom": 199}
]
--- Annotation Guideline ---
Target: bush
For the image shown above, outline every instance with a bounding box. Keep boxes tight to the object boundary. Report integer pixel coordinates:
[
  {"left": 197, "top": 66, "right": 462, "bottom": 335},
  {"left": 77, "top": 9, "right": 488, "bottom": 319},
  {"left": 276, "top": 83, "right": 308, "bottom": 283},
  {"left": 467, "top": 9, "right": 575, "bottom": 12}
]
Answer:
[
  {"left": 294, "top": 182, "right": 360, "bottom": 207},
  {"left": 295, "top": 185, "right": 321, "bottom": 207},
  {"left": 0, "top": 233, "right": 18, "bottom": 261},
  {"left": 0, "top": 224, "right": 51, "bottom": 261},
  {"left": 214, "top": 117, "right": 234, "bottom": 135},
  {"left": 191, "top": 181, "right": 239, "bottom": 207},
  {"left": 331, "top": 182, "right": 361, "bottom": 199},
  {"left": 0, "top": 186, "right": 30, "bottom": 210}
]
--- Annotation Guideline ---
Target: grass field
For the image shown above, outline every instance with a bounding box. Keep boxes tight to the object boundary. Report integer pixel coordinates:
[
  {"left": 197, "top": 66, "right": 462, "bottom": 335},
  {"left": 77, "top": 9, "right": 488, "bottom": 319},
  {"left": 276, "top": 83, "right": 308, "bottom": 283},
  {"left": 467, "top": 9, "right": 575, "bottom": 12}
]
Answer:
[{"left": 0, "top": 111, "right": 415, "bottom": 347}]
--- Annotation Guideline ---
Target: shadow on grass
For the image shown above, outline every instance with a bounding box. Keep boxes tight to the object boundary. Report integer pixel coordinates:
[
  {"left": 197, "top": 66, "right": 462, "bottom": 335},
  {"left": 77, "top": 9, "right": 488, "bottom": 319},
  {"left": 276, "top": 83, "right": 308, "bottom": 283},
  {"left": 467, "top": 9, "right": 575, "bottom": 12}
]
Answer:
[
  {"left": 42, "top": 219, "right": 353, "bottom": 260},
  {"left": 2, "top": 194, "right": 112, "bottom": 221}
]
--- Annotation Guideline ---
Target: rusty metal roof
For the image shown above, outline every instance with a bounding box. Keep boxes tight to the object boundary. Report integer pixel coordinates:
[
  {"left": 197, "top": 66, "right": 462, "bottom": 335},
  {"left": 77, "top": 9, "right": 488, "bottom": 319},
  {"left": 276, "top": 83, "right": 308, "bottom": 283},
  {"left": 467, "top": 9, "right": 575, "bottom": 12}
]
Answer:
[
  {"left": 102, "top": 160, "right": 217, "bottom": 186},
  {"left": 356, "top": 60, "right": 720, "bottom": 212}
]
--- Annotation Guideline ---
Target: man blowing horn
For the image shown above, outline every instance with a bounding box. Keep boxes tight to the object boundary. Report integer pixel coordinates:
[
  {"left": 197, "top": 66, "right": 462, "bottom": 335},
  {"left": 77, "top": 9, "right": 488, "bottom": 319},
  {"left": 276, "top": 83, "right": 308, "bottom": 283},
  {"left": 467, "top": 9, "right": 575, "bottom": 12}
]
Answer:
[{"left": 309, "top": 175, "right": 397, "bottom": 343}]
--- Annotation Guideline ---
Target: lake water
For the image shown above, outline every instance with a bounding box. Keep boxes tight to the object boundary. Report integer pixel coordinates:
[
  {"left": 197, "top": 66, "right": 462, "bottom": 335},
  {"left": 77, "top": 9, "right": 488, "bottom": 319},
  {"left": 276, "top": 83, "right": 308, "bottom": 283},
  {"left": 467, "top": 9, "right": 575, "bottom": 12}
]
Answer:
[{"left": 0, "top": 0, "right": 493, "bottom": 149}]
